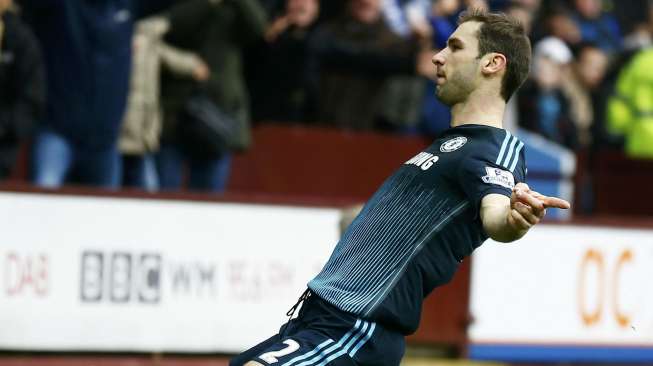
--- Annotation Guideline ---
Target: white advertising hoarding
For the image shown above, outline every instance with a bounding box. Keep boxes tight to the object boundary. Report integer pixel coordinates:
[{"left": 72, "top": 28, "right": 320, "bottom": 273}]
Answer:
[
  {"left": 469, "top": 224, "right": 653, "bottom": 362},
  {"left": 0, "top": 192, "right": 341, "bottom": 352}
]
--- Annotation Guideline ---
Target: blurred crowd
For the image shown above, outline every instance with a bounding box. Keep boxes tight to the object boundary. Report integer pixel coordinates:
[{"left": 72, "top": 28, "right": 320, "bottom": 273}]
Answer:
[{"left": 1, "top": 0, "right": 653, "bottom": 194}]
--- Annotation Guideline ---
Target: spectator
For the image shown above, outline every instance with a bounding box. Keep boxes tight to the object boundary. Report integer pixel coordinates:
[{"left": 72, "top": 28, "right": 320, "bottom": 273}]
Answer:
[
  {"left": 619, "top": 1, "right": 653, "bottom": 51},
  {"left": 20, "top": 0, "right": 174, "bottom": 189},
  {"left": 317, "top": 0, "right": 347, "bottom": 22},
  {"left": 518, "top": 37, "right": 579, "bottom": 149},
  {"left": 499, "top": 1, "right": 540, "bottom": 133},
  {"left": 512, "top": 0, "right": 541, "bottom": 11},
  {"left": 429, "top": 0, "right": 460, "bottom": 48},
  {"left": 561, "top": 42, "right": 608, "bottom": 147},
  {"left": 537, "top": 6, "right": 582, "bottom": 47},
  {"left": 258, "top": 0, "right": 285, "bottom": 16},
  {"left": 606, "top": 48, "right": 653, "bottom": 159},
  {"left": 312, "top": 0, "right": 433, "bottom": 130},
  {"left": 381, "top": 0, "right": 431, "bottom": 38},
  {"left": 158, "top": 0, "right": 267, "bottom": 192},
  {"left": 381, "top": 0, "right": 434, "bottom": 131},
  {"left": 418, "top": 0, "right": 461, "bottom": 136},
  {"left": 611, "top": 0, "right": 648, "bottom": 40},
  {"left": 622, "top": 22, "right": 651, "bottom": 51},
  {"left": 120, "top": 16, "right": 209, "bottom": 191},
  {"left": 462, "top": 0, "right": 488, "bottom": 11},
  {"left": 570, "top": 0, "right": 622, "bottom": 54},
  {"left": 505, "top": 1, "right": 536, "bottom": 35},
  {"left": 0, "top": 0, "right": 44, "bottom": 180},
  {"left": 249, "top": 0, "right": 321, "bottom": 123},
  {"left": 595, "top": 3, "right": 653, "bottom": 148}
]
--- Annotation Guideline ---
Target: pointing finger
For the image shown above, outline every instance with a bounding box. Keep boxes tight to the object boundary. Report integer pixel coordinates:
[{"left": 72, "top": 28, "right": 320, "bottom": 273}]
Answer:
[
  {"left": 521, "top": 190, "right": 570, "bottom": 210},
  {"left": 541, "top": 196, "right": 571, "bottom": 209}
]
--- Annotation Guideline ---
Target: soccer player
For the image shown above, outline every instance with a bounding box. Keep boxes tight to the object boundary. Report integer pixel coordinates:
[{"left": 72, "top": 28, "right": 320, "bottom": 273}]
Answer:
[{"left": 231, "top": 8, "right": 570, "bottom": 366}]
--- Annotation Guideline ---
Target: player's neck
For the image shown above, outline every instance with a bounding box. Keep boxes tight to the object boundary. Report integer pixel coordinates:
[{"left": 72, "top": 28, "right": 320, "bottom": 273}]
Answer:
[{"left": 449, "top": 93, "right": 506, "bottom": 129}]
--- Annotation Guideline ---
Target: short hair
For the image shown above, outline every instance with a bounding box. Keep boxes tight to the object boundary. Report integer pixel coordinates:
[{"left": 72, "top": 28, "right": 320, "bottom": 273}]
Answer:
[
  {"left": 458, "top": 9, "right": 532, "bottom": 101},
  {"left": 570, "top": 41, "right": 601, "bottom": 59}
]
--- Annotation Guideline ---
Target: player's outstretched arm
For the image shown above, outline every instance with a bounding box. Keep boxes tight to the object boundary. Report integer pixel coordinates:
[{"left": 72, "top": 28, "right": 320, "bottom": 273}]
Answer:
[{"left": 480, "top": 183, "right": 570, "bottom": 243}]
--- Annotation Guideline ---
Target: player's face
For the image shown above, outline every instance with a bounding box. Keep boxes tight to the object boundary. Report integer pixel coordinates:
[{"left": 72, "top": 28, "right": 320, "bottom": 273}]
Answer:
[{"left": 431, "top": 21, "right": 482, "bottom": 106}]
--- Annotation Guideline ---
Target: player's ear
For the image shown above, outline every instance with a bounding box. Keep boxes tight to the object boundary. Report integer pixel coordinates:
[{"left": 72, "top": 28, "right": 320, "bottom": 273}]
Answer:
[{"left": 481, "top": 52, "right": 507, "bottom": 76}]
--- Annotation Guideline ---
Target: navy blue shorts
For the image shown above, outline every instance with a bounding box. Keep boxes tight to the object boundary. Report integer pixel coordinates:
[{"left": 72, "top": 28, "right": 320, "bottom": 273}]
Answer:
[{"left": 230, "top": 291, "right": 405, "bottom": 366}]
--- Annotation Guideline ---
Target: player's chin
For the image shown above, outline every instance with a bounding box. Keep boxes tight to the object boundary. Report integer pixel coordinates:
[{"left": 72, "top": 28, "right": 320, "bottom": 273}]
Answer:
[
  {"left": 435, "top": 90, "right": 455, "bottom": 106},
  {"left": 435, "top": 86, "right": 445, "bottom": 98}
]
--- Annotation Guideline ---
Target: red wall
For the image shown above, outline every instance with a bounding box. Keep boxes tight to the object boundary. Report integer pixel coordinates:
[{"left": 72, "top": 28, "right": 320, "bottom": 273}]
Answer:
[
  {"left": 588, "top": 150, "right": 653, "bottom": 216},
  {"left": 229, "top": 125, "right": 430, "bottom": 200}
]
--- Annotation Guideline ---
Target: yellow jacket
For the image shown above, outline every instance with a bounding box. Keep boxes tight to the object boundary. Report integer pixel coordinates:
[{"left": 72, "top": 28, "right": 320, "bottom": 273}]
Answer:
[{"left": 607, "top": 48, "right": 653, "bottom": 158}]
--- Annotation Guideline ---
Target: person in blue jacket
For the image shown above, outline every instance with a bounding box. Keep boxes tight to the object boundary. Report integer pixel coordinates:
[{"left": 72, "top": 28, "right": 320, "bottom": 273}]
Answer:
[{"left": 20, "top": 0, "right": 174, "bottom": 189}]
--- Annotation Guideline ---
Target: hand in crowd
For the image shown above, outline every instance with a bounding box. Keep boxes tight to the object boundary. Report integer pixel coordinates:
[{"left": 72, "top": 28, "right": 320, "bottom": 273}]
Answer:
[
  {"left": 406, "top": 6, "right": 432, "bottom": 46},
  {"left": 411, "top": 20, "right": 433, "bottom": 47},
  {"left": 192, "top": 60, "right": 210, "bottom": 82},
  {"left": 265, "top": 15, "right": 292, "bottom": 42},
  {"left": 265, "top": 0, "right": 319, "bottom": 42}
]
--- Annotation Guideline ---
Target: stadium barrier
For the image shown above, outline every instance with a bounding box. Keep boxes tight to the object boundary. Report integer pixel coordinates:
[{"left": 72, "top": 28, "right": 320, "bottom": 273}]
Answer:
[
  {"left": 0, "top": 189, "right": 341, "bottom": 353},
  {"left": 0, "top": 186, "right": 470, "bottom": 353},
  {"left": 469, "top": 222, "right": 653, "bottom": 363},
  {"left": 1, "top": 186, "right": 651, "bottom": 364}
]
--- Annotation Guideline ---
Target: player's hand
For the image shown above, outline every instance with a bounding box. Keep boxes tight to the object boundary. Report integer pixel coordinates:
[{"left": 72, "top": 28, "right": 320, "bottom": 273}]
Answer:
[{"left": 508, "top": 183, "right": 570, "bottom": 230}]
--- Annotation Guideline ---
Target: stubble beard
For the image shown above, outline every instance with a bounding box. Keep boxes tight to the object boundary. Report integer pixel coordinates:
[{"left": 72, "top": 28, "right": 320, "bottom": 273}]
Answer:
[{"left": 436, "top": 66, "right": 477, "bottom": 107}]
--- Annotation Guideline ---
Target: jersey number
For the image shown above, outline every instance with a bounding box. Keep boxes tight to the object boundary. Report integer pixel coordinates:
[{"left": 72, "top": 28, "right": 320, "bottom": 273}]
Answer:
[{"left": 259, "top": 339, "right": 300, "bottom": 364}]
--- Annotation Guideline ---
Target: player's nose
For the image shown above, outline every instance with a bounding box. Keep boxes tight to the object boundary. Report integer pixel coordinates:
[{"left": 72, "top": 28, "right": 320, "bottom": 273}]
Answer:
[{"left": 432, "top": 49, "right": 446, "bottom": 66}]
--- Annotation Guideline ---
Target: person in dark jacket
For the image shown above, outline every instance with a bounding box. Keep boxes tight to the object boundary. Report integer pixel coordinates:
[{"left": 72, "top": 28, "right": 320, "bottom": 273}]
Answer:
[
  {"left": 311, "top": 0, "right": 433, "bottom": 131},
  {"left": 0, "top": 1, "right": 44, "bottom": 180},
  {"left": 20, "top": 0, "right": 174, "bottom": 189},
  {"left": 157, "top": 0, "right": 267, "bottom": 192},
  {"left": 518, "top": 38, "right": 579, "bottom": 150},
  {"left": 249, "top": 0, "right": 320, "bottom": 123}
]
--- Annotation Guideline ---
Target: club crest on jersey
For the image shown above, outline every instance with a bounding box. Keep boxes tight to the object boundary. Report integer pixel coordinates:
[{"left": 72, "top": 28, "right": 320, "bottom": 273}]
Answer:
[
  {"left": 440, "top": 137, "right": 467, "bottom": 152},
  {"left": 482, "top": 167, "right": 515, "bottom": 189}
]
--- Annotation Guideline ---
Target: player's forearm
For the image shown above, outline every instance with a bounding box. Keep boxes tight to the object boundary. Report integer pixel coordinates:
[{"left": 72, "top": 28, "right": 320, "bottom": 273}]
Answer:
[{"left": 481, "top": 204, "right": 528, "bottom": 243}]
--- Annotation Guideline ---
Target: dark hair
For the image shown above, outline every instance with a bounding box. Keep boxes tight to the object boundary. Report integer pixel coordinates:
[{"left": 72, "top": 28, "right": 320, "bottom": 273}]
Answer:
[
  {"left": 458, "top": 9, "right": 532, "bottom": 101},
  {"left": 570, "top": 41, "right": 601, "bottom": 59}
]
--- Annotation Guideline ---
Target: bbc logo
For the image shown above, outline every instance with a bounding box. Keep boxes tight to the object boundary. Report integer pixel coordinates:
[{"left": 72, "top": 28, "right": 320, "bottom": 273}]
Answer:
[{"left": 80, "top": 251, "right": 161, "bottom": 304}]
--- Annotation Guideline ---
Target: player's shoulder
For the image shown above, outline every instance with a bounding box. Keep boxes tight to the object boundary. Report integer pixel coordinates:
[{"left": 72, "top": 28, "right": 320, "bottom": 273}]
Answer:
[
  {"left": 487, "top": 128, "right": 525, "bottom": 172},
  {"left": 442, "top": 125, "right": 525, "bottom": 172},
  {"left": 464, "top": 126, "right": 522, "bottom": 161}
]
